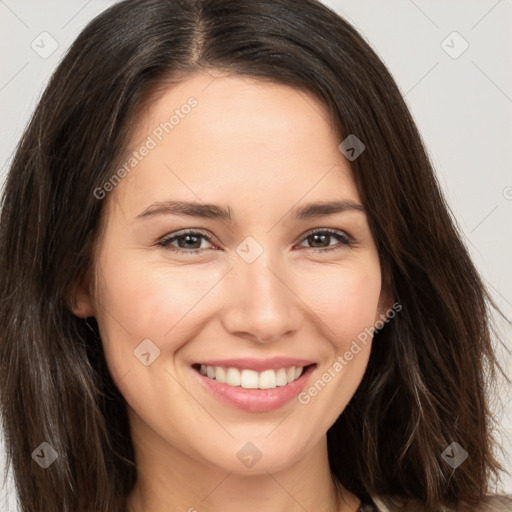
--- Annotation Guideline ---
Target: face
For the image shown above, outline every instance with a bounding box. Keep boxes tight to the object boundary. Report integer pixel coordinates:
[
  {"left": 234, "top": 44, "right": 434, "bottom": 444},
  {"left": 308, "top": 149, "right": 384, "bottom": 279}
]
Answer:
[{"left": 74, "top": 72, "right": 391, "bottom": 475}]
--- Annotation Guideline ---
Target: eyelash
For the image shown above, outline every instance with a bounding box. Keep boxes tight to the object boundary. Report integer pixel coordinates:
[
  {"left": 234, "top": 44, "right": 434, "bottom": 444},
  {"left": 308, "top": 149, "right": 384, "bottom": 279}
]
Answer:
[{"left": 157, "top": 228, "right": 353, "bottom": 255}]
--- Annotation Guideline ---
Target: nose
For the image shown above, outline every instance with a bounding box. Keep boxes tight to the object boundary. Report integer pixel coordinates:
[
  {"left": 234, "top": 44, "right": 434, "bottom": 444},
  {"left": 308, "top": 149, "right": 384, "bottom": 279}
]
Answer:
[{"left": 219, "top": 247, "right": 303, "bottom": 344}]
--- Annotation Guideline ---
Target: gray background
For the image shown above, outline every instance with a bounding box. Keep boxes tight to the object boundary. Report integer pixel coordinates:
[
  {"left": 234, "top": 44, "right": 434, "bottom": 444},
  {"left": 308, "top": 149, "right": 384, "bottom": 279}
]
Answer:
[{"left": 0, "top": 0, "right": 511, "bottom": 509}]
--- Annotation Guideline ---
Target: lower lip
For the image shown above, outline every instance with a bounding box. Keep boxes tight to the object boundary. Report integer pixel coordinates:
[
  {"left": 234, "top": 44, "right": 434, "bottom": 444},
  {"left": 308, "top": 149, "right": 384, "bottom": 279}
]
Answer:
[{"left": 192, "top": 364, "right": 316, "bottom": 412}]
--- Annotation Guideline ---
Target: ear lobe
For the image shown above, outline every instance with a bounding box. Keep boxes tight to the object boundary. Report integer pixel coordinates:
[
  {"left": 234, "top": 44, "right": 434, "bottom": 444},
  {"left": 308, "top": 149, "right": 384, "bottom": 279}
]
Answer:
[
  {"left": 375, "top": 265, "right": 395, "bottom": 322},
  {"left": 67, "top": 279, "right": 95, "bottom": 318},
  {"left": 375, "top": 287, "right": 395, "bottom": 325}
]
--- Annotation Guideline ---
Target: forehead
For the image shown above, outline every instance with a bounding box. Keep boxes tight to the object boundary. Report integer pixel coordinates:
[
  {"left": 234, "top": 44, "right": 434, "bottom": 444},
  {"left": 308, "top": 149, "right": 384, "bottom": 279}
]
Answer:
[
  {"left": 129, "top": 72, "right": 337, "bottom": 151},
  {"left": 107, "top": 72, "right": 360, "bottom": 217}
]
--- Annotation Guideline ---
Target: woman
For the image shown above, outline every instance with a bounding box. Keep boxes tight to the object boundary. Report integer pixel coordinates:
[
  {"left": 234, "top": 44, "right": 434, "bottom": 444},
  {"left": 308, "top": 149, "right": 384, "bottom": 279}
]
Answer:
[{"left": 0, "top": 0, "right": 510, "bottom": 511}]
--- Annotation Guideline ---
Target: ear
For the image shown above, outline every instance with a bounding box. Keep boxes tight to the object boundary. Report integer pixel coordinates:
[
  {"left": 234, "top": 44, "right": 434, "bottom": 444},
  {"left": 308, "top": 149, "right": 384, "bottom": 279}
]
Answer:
[
  {"left": 67, "top": 275, "right": 95, "bottom": 319},
  {"left": 374, "top": 269, "right": 395, "bottom": 324},
  {"left": 374, "top": 287, "right": 394, "bottom": 324}
]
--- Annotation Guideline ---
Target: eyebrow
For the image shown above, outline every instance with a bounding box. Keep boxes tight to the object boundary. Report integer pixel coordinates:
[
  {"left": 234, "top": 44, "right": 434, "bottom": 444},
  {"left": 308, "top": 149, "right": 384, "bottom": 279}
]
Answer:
[{"left": 135, "top": 199, "right": 365, "bottom": 221}]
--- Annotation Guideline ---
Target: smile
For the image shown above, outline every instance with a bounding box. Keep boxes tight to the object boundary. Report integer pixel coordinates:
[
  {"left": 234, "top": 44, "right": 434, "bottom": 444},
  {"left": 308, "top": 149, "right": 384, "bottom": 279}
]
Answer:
[
  {"left": 191, "top": 360, "right": 317, "bottom": 412},
  {"left": 194, "top": 364, "right": 307, "bottom": 389}
]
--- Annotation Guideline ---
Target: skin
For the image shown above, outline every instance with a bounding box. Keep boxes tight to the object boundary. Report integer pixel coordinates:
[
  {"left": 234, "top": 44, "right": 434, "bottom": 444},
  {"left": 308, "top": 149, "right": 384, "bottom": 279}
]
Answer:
[{"left": 72, "top": 72, "right": 392, "bottom": 512}]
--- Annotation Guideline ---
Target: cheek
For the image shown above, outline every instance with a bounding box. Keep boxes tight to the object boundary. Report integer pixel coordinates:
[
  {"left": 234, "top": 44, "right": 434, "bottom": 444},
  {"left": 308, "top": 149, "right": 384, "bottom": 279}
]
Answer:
[
  {"left": 292, "top": 260, "right": 382, "bottom": 346},
  {"left": 92, "top": 250, "right": 229, "bottom": 381},
  {"left": 95, "top": 249, "right": 224, "bottom": 333},
  {"left": 292, "top": 263, "right": 381, "bottom": 433}
]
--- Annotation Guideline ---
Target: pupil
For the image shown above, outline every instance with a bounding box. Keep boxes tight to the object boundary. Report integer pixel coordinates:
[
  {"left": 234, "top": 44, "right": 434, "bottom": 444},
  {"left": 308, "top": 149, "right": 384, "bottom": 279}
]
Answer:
[
  {"left": 310, "top": 234, "right": 329, "bottom": 247},
  {"left": 181, "top": 235, "right": 200, "bottom": 248}
]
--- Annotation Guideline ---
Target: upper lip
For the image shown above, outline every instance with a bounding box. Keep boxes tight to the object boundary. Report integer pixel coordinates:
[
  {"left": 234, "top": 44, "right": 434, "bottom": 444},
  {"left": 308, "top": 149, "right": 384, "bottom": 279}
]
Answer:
[{"left": 194, "top": 357, "right": 315, "bottom": 372}]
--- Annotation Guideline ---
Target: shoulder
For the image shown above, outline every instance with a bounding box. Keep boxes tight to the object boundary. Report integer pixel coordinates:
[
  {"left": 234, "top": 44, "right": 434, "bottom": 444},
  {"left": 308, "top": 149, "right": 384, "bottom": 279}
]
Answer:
[{"left": 370, "top": 494, "right": 512, "bottom": 512}]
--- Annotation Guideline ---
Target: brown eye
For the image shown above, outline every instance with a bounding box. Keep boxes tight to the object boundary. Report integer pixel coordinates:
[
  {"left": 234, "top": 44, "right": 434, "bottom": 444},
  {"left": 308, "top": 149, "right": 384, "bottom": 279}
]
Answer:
[
  {"left": 297, "top": 229, "right": 352, "bottom": 252},
  {"left": 158, "top": 230, "right": 215, "bottom": 253}
]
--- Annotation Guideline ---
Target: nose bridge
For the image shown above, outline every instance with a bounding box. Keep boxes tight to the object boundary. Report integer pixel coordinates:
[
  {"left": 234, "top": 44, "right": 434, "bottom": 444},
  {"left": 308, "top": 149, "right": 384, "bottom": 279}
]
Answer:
[{"left": 221, "top": 236, "right": 301, "bottom": 343}]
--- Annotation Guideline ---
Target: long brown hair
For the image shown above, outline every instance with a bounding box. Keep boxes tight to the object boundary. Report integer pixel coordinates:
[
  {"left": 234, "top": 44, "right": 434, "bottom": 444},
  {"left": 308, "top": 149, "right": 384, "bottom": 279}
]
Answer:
[{"left": 0, "top": 1, "right": 510, "bottom": 511}]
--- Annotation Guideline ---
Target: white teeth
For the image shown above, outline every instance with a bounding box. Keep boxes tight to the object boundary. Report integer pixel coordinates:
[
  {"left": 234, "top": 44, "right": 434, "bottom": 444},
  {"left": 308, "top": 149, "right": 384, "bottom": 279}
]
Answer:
[
  {"left": 258, "top": 369, "right": 276, "bottom": 389},
  {"left": 226, "top": 367, "right": 241, "bottom": 386},
  {"left": 275, "top": 368, "right": 288, "bottom": 386},
  {"left": 215, "top": 367, "right": 226, "bottom": 383},
  {"left": 198, "top": 364, "right": 307, "bottom": 389},
  {"left": 240, "top": 369, "right": 259, "bottom": 389}
]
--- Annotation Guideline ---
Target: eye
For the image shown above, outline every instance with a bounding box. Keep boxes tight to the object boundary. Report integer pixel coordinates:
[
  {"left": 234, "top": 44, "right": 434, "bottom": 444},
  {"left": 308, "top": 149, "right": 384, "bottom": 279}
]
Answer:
[
  {"left": 296, "top": 229, "right": 353, "bottom": 252},
  {"left": 157, "top": 228, "right": 353, "bottom": 255},
  {"left": 157, "top": 229, "right": 216, "bottom": 253}
]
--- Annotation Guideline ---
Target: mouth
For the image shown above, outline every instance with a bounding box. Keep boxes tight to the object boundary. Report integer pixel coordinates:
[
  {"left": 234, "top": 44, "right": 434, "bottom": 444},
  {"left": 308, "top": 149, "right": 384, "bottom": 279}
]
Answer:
[
  {"left": 191, "top": 361, "right": 317, "bottom": 412},
  {"left": 191, "top": 362, "right": 316, "bottom": 389}
]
